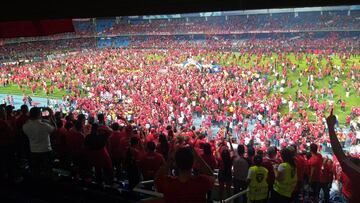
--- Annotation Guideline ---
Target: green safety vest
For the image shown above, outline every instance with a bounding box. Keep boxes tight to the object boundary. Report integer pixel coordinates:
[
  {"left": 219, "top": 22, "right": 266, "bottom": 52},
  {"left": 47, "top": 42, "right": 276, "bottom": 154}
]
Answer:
[
  {"left": 248, "top": 165, "right": 269, "bottom": 201},
  {"left": 274, "top": 162, "right": 297, "bottom": 198}
]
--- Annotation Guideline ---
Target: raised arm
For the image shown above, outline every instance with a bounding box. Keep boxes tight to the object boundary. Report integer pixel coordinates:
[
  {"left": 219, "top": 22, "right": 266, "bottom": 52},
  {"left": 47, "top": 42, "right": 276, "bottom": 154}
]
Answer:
[
  {"left": 327, "top": 109, "right": 360, "bottom": 174},
  {"left": 326, "top": 109, "right": 346, "bottom": 162},
  {"left": 228, "top": 136, "right": 234, "bottom": 152}
]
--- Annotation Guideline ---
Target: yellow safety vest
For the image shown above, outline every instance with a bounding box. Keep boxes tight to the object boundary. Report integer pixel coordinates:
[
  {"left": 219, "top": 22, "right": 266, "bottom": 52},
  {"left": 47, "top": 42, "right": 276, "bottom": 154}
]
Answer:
[
  {"left": 274, "top": 162, "right": 297, "bottom": 198},
  {"left": 248, "top": 166, "right": 269, "bottom": 201}
]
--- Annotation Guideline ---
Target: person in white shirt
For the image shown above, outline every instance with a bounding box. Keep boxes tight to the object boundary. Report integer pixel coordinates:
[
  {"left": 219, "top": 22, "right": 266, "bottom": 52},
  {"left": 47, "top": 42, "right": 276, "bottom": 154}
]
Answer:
[
  {"left": 231, "top": 144, "right": 249, "bottom": 203},
  {"left": 23, "top": 107, "right": 56, "bottom": 179}
]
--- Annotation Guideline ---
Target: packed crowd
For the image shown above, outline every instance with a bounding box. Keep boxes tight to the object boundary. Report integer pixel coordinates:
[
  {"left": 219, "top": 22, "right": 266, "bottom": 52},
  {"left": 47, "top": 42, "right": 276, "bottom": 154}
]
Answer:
[
  {"left": 0, "top": 33, "right": 359, "bottom": 202},
  {"left": 103, "top": 11, "right": 360, "bottom": 35},
  {"left": 0, "top": 101, "right": 360, "bottom": 203},
  {"left": 1, "top": 32, "right": 359, "bottom": 62},
  {"left": 1, "top": 8, "right": 360, "bottom": 62},
  {"left": 0, "top": 38, "right": 96, "bottom": 62}
]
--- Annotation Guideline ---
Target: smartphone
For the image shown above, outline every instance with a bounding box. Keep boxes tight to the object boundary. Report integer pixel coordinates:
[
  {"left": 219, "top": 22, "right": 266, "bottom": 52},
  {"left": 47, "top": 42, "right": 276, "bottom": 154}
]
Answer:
[{"left": 42, "top": 110, "right": 49, "bottom": 117}]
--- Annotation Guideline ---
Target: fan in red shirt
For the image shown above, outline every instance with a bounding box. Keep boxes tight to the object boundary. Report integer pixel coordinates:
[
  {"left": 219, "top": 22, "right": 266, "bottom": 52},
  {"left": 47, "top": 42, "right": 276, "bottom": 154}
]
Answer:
[
  {"left": 140, "top": 141, "right": 165, "bottom": 180},
  {"left": 15, "top": 105, "right": 30, "bottom": 159},
  {"left": 198, "top": 143, "right": 217, "bottom": 170},
  {"left": 327, "top": 111, "right": 360, "bottom": 203},
  {"left": 146, "top": 128, "right": 159, "bottom": 144},
  {"left": 307, "top": 143, "right": 323, "bottom": 202},
  {"left": 319, "top": 158, "right": 334, "bottom": 203},
  {"left": 155, "top": 146, "right": 215, "bottom": 203},
  {"left": 290, "top": 144, "right": 306, "bottom": 202},
  {"left": 126, "top": 136, "right": 145, "bottom": 189},
  {"left": 262, "top": 146, "right": 280, "bottom": 190},
  {"left": 51, "top": 117, "right": 68, "bottom": 166},
  {"left": 108, "top": 122, "right": 126, "bottom": 179},
  {"left": 0, "top": 106, "right": 16, "bottom": 180},
  {"left": 64, "top": 114, "right": 86, "bottom": 178},
  {"left": 84, "top": 121, "right": 113, "bottom": 185}
]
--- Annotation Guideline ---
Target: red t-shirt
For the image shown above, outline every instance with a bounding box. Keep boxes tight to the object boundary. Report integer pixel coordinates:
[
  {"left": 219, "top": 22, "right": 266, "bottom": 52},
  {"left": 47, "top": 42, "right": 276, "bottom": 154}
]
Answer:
[
  {"left": 0, "top": 119, "right": 14, "bottom": 146},
  {"left": 339, "top": 159, "right": 360, "bottom": 203},
  {"left": 64, "top": 128, "right": 85, "bottom": 157},
  {"left": 320, "top": 162, "right": 333, "bottom": 183},
  {"left": 86, "top": 147, "right": 112, "bottom": 169},
  {"left": 194, "top": 153, "right": 217, "bottom": 171},
  {"left": 108, "top": 131, "right": 126, "bottom": 159},
  {"left": 155, "top": 174, "right": 214, "bottom": 203},
  {"left": 118, "top": 130, "right": 132, "bottom": 159},
  {"left": 308, "top": 153, "right": 323, "bottom": 182},
  {"left": 262, "top": 158, "right": 276, "bottom": 186},
  {"left": 52, "top": 127, "right": 68, "bottom": 156},
  {"left": 295, "top": 155, "right": 306, "bottom": 181},
  {"left": 16, "top": 114, "right": 29, "bottom": 131},
  {"left": 140, "top": 152, "right": 165, "bottom": 180}
]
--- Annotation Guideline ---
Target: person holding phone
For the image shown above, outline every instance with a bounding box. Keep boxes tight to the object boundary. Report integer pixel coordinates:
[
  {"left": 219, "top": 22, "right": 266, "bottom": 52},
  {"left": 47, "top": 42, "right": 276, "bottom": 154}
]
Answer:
[{"left": 22, "top": 107, "right": 57, "bottom": 179}]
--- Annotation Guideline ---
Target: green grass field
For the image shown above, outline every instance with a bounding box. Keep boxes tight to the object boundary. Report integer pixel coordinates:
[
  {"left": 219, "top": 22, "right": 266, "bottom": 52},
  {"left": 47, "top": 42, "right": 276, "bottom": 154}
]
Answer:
[
  {"left": 195, "top": 51, "right": 360, "bottom": 125},
  {"left": 1, "top": 51, "right": 359, "bottom": 125},
  {"left": 0, "top": 85, "right": 66, "bottom": 100},
  {"left": 0, "top": 78, "right": 89, "bottom": 100}
]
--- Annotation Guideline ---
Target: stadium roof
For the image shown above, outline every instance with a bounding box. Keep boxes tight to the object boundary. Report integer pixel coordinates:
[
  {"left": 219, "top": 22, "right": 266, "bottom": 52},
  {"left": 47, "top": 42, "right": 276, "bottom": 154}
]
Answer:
[
  {"left": 0, "top": 0, "right": 359, "bottom": 38},
  {"left": 1, "top": 0, "right": 360, "bottom": 21}
]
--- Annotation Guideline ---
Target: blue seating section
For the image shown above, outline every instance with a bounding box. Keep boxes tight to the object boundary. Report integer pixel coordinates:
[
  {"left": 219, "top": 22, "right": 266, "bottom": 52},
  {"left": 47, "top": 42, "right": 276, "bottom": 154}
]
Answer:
[
  {"left": 97, "top": 37, "right": 130, "bottom": 48},
  {"left": 98, "top": 38, "right": 112, "bottom": 48},
  {"left": 96, "top": 19, "right": 115, "bottom": 33},
  {"left": 114, "top": 37, "right": 130, "bottom": 48}
]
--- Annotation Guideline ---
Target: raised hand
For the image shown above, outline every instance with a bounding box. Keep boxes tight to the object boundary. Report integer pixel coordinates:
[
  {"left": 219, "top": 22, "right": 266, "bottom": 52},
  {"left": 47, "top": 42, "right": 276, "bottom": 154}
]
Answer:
[{"left": 326, "top": 108, "right": 336, "bottom": 130}]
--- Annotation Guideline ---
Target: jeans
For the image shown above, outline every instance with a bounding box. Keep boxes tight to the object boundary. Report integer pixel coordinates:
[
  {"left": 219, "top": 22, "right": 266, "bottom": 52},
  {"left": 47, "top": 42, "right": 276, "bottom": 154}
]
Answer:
[
  {"left": 320, "top": 182, "right": 331, "bottom": 203},
  {"left": 30, "top": 151, "right": 53, "bottom": 179},
  {"left": 233, "top": 179, "right": 248, "bottom": 203},
  {"left": 95, "top": 167, "right": 113, "bottom": 185},
  {"left": 0, "top": 145, "right": 16, "bottom": 179}
]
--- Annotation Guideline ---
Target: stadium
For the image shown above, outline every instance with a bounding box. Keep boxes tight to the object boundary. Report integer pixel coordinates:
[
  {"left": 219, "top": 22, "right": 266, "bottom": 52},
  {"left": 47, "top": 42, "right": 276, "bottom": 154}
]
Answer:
[{"left": 0, "top": 4, "right": 359, "bottom": 203}]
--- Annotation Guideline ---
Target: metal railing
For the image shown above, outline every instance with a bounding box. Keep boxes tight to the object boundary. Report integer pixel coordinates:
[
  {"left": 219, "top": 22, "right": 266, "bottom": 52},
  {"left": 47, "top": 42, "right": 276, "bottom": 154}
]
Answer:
[
  {"left": 133, "top": 180, "right": 164, "bottom": 198},
  {"left": 133, "top": 179, "right": 250, "bottom": 203},
  {"left": 213, "top": 189, "right": 250, "bottom": 203}
]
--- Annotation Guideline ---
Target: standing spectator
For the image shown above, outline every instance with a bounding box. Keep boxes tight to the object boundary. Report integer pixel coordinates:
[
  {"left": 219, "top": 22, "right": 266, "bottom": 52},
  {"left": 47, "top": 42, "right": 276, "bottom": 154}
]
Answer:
[
  {"left": 247, "top": 147, "right": 256, "bottom": 166},
  {"left": 51, "top": 115, "right": 68, "bottom": 168},
  {"left": 271, "top": 147, "right": 297, "bottom": 203},
  {"left": 15, "top": 105, "right": 30, "bottom": 160},
  {"left": 157, "top": 132, "right": 170, "bottom": 160},
  {"left": 126, "top": 136, "right": 144, "bottom": 189},
  {"left": 308, "top": 143, "right": 323, "bottom": 203},
  {"left": 0, "top": 106, "right": 16, "bottom": 181},
  {"left": 262, "top": 146, "right": 279, "bottom": 197},
  {"left": 247, "top": 155, "right": 268, "bottom": 203},
  {"left": 198, "top": 143, "right": 217, "bottom": 170},
  {"left": 108, "top": 122, "right": 124, "bottom": 180},
  {"left": 319, "top": 158, "right": 333, "bottom": 203},
  {"left": 65, "top": 114, "right": 86, "bottom": 178},
  {"left": 155, "top": 146, "right": 215, "bottom": 202},
  {"left": 232, "top": 144, "right": 249, "bottom": 203},
  {"left": 22, "top": 107, "right": 56, "bottom": 179},
  {"left": 217, "top": 145, "right": 233, "bottom": 201},
  {"left": 84, "top": 123, "right": 113, "bottom": 185},
  {"left": 327, "top": 111, "right": 360, "bottom": 203},
  {"left": 198, "top": 142, "right": 217, "bottom": 203},
  {"left": 291, "top": 144, "right": 306, "bottom": 203},
  {"left": 140, "top": 141, "right": 165, "bottom": 180}
]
